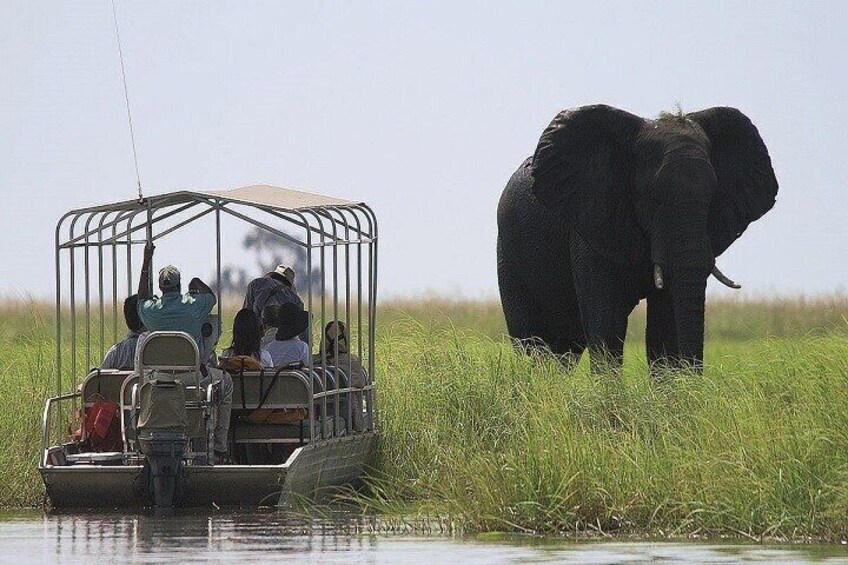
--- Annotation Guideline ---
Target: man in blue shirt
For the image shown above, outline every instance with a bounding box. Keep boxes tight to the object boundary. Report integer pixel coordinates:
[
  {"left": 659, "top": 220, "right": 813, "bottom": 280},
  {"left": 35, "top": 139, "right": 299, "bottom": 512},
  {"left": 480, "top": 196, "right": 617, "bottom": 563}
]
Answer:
[
  {"left": 136, "top": 242, "right": 232, "bottom": 463},
  {"left": 136, "top": 242, "right": 216, "bottom": 353}
]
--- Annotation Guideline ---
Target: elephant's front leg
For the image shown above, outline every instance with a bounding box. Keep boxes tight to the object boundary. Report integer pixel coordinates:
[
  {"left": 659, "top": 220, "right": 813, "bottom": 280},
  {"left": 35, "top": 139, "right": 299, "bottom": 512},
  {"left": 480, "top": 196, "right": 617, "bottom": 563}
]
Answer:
[
  {"left": 645, "top": 290, "right": 680, "bottom": 377},
  {"left": 569, "top": 234, "right": 638, "bottom": 373}
]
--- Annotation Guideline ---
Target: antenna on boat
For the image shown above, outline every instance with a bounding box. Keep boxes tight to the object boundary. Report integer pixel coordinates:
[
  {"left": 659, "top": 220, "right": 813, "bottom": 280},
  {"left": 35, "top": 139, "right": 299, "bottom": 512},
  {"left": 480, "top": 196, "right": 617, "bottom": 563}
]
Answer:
[{"left": 110, "top": 0, "right": 144, "bottom": 202}]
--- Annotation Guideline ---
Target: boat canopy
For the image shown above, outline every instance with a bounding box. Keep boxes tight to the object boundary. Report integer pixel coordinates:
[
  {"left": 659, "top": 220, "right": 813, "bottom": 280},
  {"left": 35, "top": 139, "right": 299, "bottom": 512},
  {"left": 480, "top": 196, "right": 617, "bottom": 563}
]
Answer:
[
  {"left": 54, "top": 183, "right": 378, "bottom": 421},
  {"left": 64, "top": 184, "right": 364, "bottom": 215}
]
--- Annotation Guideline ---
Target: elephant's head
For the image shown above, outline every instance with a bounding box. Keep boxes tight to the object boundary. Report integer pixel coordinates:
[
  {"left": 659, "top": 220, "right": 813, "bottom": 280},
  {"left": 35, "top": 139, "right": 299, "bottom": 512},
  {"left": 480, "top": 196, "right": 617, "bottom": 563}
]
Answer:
[{"left": 529, "top": 105, "right": 778, "bottom": 365}]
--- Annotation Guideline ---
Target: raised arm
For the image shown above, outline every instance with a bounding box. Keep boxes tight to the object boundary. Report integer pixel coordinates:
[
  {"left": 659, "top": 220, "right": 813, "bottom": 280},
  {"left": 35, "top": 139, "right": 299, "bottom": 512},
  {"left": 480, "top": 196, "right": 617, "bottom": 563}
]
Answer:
[
  {"left": 189, "top": 277, "right": 217, "bottom": 318},
  {"left": 189, "top": 277, "right": 215, "bottom": 297},
  {"left": 137, "top": 242, "right": 155, "bottom": 299}
]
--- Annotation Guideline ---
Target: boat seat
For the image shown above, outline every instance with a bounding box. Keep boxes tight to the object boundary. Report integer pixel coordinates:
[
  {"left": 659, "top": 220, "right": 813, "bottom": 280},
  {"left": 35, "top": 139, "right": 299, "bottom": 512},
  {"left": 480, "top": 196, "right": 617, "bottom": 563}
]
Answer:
[
  {"left": 230, "top": 369, "right": 312, "bottom": 410},
  {"left": 232, "top": 422, "right": 307, "bottom": 444},
  {"left": 139, "top": 332, "right": 200, "bottom": 373},
  {"left": 134, "top": 332, "right": 212, "bottom": 460},
  {"left": 80, "top": 369, "right": 135, "bottom": 405},
  {"left": 230, "top": 368, "right": 347, "bottom": 419},
  {"left": 312, "top": 366, "right": 341, "bottom": 390},
  {"left": 228, "top": 368, "right": 351, "bottom": 460},
  {"left": 231, "top": 416, "right": 346, "bottom": 443}
]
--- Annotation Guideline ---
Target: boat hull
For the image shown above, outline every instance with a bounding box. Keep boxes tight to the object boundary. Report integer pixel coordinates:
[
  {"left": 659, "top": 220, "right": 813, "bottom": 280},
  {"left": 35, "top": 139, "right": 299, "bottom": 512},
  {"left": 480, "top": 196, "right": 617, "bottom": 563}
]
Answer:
[
  {"left": 41, "top": 464, "right": 287, "bottom": 509},
  {"left": 283, "top": 431, "right": 378, "bottom": 501},
  {"left": 41, "top": 432, "right": 378, "bottom": 509}
]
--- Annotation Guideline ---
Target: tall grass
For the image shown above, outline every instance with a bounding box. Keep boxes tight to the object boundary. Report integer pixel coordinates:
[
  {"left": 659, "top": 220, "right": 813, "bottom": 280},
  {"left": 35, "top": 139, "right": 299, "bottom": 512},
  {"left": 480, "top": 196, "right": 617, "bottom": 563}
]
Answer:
[
  {"left": 0, "top": 301, "right": 54, "bottom": 507},
  {"left": 370, "top": 325, "right": 848, "bottom": 539},
  {"left": 367, "top": 295, "right": 848, "bottom": 539},
  {"left": 1, "top": 295, "right": 847, "bottom": 541}
]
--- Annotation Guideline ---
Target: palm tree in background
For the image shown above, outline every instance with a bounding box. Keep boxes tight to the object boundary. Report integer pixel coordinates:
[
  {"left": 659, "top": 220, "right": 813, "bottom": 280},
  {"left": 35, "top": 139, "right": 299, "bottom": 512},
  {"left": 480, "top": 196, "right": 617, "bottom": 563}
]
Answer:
[{"left": 218, "top": 227, "right": 322, "bottom": 296}]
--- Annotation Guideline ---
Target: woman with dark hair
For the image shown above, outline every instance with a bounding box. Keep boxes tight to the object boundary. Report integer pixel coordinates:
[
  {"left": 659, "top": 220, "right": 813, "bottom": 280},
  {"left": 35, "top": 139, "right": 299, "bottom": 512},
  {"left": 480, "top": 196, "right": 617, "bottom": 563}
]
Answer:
[{"left": 221, "top": 308, "right": 273, "bottom": 369}]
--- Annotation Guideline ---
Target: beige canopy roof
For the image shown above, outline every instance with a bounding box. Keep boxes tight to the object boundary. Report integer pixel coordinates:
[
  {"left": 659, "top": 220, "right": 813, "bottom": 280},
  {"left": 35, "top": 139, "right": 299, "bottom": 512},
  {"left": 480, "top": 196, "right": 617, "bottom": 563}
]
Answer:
[
  {"left": 199, "top": 184, "right": 361, "bottom": 209},
  {"left": 69, "top": 183, "right": 362, "bottom": 214}
]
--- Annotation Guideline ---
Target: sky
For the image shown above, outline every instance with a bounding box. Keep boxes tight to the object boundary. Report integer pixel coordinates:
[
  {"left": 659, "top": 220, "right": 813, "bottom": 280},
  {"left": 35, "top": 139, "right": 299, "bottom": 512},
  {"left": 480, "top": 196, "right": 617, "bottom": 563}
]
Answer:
[{"left": 1, "top": 1, "right": 846, "bottom": 301}]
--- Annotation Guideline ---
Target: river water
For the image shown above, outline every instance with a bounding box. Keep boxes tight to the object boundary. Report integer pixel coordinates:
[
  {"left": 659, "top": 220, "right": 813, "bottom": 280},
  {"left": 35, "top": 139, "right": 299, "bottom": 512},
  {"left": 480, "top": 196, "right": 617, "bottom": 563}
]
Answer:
[{"left": 2, "top": 510, "right": 847, "bottom": 564}]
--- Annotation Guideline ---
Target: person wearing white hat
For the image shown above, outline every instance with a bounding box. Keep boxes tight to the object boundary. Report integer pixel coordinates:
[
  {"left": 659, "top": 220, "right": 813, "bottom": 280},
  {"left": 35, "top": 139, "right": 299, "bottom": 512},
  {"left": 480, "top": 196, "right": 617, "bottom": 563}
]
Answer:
[{"left": 242, "top": 263, "right": 308, "bottom": 342}]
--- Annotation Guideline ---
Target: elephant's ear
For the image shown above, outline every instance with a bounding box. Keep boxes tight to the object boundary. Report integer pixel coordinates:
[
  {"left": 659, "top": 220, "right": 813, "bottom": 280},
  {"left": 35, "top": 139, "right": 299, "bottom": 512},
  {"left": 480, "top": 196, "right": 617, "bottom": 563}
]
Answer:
[
  {"left": 530, "top": 105, "right": 645, "bottom": 265},
  {"left": 687, "top": 107, "right": 778, "bottom": 256}
]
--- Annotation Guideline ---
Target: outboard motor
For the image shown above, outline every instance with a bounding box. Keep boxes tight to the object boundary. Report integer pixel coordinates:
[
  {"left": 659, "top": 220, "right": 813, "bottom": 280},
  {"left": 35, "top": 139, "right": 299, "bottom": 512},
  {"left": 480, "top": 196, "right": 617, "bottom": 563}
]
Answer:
[
  {"left": 137, "top": 377, "right": 188, "bottom": 508},
  {"left": 135, "top": 331, "right": 208, "bottom": 509}
]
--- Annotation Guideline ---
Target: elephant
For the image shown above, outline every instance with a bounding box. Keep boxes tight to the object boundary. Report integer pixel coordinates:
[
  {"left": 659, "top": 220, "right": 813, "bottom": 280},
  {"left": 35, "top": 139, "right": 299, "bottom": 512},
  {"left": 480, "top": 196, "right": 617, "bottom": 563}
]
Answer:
[{"left": 497, "top": 105, "right": 778, "bottom": 372}]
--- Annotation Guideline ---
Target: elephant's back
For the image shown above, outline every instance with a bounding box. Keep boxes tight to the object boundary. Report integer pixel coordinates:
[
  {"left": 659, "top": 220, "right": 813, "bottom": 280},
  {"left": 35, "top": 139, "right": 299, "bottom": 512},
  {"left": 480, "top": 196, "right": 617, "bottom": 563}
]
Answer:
[
  {"left": 497, "top": 158, "right": 569, "bottom": 261},
  {"left": 497, "top": 158, "right": 582, "bottom": 351},
  {"left": 497, "top": 157, "right": 534, "bottom": 234}
]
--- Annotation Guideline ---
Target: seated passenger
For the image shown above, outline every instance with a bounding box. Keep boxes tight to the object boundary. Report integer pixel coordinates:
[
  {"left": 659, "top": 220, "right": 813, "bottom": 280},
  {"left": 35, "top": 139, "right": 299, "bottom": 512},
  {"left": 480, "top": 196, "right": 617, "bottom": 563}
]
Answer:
[
  {"left": 265, "top": 302, "right": 311, "bottom": 367},
  {"left": 101, "top": 294, "right": 146, "bottom": 370},
  {"left": 136, "top": 242, "right": 216, "bottom": 356},
  {"left": 259, "top": 304, "right": 279, "bottom": 348},
  {"left": 200, "top": 320, "right": 233, "bottom": 464},
  {"left": 134, "top": 243, "right": 230, "bottom": 464},
  {"left": 318, "top": 320, "right": 367, "bottom": 430},
  {"left": 220, "top": 308, "right": 273, "bottom": 370}
]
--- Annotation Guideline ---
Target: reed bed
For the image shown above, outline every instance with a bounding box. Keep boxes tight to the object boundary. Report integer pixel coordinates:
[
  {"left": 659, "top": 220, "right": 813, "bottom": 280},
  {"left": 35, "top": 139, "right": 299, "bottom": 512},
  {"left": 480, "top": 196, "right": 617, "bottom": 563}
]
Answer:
[
  {"left": 1, "top": 296, "right": 847, "bottom": 541},
  {"left": 367, "top": 294, "right": 848, "bottom": 539}
]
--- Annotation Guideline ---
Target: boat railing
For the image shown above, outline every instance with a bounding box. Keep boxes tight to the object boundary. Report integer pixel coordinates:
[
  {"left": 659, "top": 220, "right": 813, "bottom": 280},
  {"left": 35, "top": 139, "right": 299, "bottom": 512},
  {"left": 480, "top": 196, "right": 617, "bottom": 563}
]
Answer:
[
  {"left": 119, "top": 373, "right": 139, "bottom": 453},
  {"left": 40, "top": 391, "right": 81, "bottom": 468},
  {"left": 41, "top": 363, "right": 371, "bottom": 468},
  {"left": 228, "top": 365, "right": 369, "bottom": 439}
]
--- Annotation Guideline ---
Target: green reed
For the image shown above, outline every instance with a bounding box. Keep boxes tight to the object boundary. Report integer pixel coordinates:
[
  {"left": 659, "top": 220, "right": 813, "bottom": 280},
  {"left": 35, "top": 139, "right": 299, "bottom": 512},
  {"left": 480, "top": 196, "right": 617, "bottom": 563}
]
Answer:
[
  {"left": 1, "top": 296, "right": 847, "bottom": 542},
  {"left": 365, "top": 295, "right": 848, "bottom": 539}
]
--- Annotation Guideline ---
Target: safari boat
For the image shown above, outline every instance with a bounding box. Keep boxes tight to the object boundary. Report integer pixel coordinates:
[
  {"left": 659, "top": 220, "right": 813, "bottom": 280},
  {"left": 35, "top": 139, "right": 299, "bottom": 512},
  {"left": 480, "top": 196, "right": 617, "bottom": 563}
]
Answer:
[{"left": 39, "top": 185, "right": 378, "bottom": 509}]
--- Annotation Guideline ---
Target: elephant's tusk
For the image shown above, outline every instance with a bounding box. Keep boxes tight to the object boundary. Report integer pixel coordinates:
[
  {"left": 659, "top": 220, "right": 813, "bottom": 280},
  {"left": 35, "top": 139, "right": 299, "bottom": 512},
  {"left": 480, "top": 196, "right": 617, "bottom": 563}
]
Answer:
[
  {"left": 711, "top": 265, "right": 741, "bottom": 289},
  {"left": 653, "top": 264, "right": 664, "bottom": 290}
]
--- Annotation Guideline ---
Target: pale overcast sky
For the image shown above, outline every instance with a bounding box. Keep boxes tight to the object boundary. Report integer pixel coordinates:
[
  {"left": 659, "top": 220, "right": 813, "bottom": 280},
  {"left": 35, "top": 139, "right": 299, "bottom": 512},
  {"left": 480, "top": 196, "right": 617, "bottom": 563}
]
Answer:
[{"left": 1, "top": 1, "right": 846, "bottom": 300}]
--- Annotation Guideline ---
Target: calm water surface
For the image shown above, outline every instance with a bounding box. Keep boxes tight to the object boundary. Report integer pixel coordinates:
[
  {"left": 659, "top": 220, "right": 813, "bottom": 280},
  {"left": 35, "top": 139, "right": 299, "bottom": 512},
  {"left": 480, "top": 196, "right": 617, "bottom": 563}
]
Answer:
[{"left": 1, "top": 510, "right": 847, "bottom": 564}]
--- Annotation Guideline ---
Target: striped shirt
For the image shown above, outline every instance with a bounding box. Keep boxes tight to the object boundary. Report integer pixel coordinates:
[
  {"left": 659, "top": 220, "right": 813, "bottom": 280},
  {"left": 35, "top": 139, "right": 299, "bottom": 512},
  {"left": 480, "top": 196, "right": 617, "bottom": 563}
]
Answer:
[{"left": 101, "top": 331, "right": 143, "bottom": 370}]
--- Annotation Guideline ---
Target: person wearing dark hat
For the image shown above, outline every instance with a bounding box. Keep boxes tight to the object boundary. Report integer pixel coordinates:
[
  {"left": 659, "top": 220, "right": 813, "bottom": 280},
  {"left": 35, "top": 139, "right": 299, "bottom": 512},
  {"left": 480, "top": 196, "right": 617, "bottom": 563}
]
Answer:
[
  {"left": 136, "top": 242, "right": 217, "bottom": 353},
  {"left": 101, "top": 294, "right": 146, "bottom": 370},
  {"left": 265, "top": 302, "right": 311, "bottom": 366}
]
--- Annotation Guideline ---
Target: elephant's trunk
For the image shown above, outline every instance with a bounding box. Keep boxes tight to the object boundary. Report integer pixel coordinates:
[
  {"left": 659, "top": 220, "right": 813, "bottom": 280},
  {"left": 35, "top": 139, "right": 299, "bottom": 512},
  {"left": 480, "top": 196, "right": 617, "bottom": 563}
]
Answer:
[
  {"left": 662, "top": 198, "right": 711, "bottom": 371},
  {"left": 670, "top": 271, "right": 707, "bottom": 370}
]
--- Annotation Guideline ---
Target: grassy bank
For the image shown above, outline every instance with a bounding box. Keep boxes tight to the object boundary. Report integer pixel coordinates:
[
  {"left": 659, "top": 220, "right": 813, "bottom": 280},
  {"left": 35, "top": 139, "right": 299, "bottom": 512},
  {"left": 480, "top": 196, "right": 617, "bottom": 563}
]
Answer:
[
  {"left": 0, "top": 301, "right": 54, "bottom": 508},
  {"left": 372, "top": 295, "right": 848, "bottom": 539},
  {"left": 1, "top": 296, "right": 848, "bottom": 541}
]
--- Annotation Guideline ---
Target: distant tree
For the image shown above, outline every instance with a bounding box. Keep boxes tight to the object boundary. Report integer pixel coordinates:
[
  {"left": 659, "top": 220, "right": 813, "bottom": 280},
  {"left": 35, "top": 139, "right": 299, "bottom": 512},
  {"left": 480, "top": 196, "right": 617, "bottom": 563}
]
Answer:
[
  {"left": 219, "top": 266, "right": 249, "bottom": 296},
  {"left": 217, "top": 227, "right": 322, "bottom": 296}
]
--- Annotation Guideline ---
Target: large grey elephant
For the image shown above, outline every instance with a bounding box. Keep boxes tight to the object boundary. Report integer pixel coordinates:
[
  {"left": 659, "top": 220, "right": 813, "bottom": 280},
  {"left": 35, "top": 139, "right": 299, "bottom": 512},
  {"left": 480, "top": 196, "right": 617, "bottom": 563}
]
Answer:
[{"left": 497, "top": 105, "right": 778, "bottom": 371}]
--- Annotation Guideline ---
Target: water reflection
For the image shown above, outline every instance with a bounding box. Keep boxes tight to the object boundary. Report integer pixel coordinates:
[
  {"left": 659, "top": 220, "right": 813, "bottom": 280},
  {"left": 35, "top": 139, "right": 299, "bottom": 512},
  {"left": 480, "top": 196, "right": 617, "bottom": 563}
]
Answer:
[
  {"left": 40, "top": 511, "right": 380, "bottom": 562},
  {"left": 1, "top": 510, "right": 847, "bottom": 564}
]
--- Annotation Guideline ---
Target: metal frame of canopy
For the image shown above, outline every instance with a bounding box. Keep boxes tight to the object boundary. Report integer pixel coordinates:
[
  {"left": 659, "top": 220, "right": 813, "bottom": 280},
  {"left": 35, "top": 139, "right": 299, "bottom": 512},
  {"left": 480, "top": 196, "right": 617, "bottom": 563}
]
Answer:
[{"left": 53, "top": 184, "right": 379, "bottom": 438}]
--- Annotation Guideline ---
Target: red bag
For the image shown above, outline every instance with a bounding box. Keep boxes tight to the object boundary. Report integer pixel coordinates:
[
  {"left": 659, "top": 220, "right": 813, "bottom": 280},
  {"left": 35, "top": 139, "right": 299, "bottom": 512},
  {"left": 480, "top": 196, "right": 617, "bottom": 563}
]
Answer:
[{"left": 85, "top": 397, "right": 121, "bottom": 452}]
